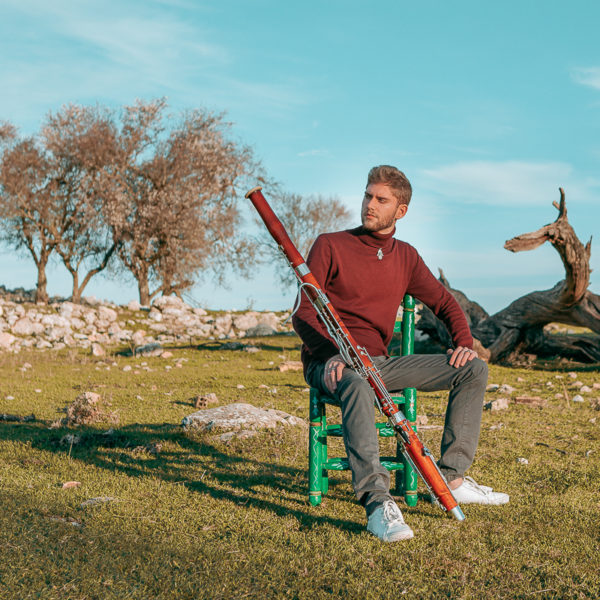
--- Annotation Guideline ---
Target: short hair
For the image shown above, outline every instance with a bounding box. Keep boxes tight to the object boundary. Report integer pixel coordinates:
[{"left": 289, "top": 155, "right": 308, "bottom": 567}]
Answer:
[{"left": 367, "top": 165, "right": 412, "bottom": 205}]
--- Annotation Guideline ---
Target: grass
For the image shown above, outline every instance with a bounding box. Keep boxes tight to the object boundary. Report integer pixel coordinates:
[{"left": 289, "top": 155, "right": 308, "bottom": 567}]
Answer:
[{"left": 0, "top": 336, "right": 599, "bottom": 599}]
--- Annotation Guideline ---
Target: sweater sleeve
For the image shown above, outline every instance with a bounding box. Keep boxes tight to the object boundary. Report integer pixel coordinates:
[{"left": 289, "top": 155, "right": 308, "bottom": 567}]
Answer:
[
  {"left": 406, "top": 250, "right": 473, "bottom": 349},
  {"left": 291, "top": 235, "right": 340, "bottom": 363}
]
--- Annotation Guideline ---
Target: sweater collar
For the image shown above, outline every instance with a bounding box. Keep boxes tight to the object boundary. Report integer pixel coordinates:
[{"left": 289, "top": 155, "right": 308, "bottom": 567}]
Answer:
[{"left": 350, "top": 226, "right": 396, "bottom": 250}]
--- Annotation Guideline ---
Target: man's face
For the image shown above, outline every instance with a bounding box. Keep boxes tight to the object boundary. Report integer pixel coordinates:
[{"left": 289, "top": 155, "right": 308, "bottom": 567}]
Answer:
[{"left": 361, "top": 183, "right": 408, "bottom": 234}]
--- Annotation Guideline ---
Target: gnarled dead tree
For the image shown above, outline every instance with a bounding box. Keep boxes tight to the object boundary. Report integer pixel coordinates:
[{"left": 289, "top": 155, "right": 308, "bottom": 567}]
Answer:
[{"left": 418, "top": 188, "right": 600, "bottom": 363}]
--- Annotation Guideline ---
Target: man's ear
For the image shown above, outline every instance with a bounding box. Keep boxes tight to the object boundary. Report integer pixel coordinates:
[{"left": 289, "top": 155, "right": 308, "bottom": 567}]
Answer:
[{"left": 395, "top": 203, "right": 408, "bottom": 221}]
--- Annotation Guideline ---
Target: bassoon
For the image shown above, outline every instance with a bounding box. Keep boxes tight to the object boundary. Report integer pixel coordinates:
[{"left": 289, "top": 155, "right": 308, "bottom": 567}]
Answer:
[{"left": 246, "top": 186, "right": 465, "bottom": 521}]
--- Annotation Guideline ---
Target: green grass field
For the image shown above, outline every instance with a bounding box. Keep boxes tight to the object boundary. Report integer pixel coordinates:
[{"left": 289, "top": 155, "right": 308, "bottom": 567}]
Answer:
[{"left": 1, "top": 336, "right": 599, "bottom": 599}]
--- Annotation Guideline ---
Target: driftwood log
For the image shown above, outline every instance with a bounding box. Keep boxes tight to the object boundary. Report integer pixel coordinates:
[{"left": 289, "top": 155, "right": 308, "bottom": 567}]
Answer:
[{"left": 417, "top": 188, "right": 600, "bottom": 364}]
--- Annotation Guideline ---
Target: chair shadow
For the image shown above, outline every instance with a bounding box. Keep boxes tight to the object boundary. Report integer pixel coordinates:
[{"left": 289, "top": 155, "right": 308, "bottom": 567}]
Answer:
[{"left": 0, "top": 419, "right": 364, "bottom": 533}]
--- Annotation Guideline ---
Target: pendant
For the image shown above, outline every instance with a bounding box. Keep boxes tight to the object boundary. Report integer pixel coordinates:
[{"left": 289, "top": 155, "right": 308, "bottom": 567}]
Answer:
[{"left": 377, "top": 248, "right": 383, "bottom": 260}]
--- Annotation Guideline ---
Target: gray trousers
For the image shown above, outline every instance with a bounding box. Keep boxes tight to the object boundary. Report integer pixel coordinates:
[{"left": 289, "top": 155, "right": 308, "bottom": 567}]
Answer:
[{"left": 306, "top": 354, "right": 488, "bottom": 515}]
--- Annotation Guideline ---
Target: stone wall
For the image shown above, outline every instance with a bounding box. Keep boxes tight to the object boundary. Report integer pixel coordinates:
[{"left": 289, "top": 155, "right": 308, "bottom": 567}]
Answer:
[{"left": 0, "top": 294, "right": 292, "bottom": 354}]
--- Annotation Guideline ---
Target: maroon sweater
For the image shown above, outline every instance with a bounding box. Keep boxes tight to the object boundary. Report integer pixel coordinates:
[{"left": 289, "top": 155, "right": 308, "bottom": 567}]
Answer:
[{"left": 292, "top": 226, "right": 473, "bottom": 369}]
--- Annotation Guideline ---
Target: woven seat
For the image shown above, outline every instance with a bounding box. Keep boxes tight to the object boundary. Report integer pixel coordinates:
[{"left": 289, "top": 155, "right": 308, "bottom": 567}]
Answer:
[{"left": 308, "top": 294, "right": 418, "bottom": 506}]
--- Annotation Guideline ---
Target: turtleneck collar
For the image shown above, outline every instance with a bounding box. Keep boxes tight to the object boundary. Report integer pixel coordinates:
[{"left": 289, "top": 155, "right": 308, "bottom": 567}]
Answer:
[{"left": 350, "top": 226, "right": 396, "bottom": 249}]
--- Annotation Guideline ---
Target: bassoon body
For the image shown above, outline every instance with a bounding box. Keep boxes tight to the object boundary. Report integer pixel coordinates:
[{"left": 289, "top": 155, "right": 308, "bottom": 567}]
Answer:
[{"left": 246, "top": 186, "right": 465, "bottom": 521}]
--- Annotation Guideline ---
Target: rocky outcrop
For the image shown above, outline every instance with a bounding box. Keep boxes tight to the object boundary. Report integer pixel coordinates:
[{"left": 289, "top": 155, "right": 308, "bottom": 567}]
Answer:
[{"left": 0, "top": 294, "right": 292, "bottom": 354}]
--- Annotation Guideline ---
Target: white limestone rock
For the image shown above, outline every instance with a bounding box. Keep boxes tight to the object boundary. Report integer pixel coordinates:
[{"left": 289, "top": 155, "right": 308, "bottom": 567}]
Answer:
[
  {"left": 12, "top": 318, "right": 45, "bottom": 336},
  {"left": 182, "top": 402, "right": 307, "bottom": 432}
]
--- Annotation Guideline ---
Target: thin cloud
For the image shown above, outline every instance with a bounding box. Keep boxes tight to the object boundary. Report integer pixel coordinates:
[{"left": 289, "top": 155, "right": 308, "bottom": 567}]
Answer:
[
  {"left": 571, "top": 66, "right": 600, "bottom": 91},
  {"left": 419, "top": 160, "right": 598, "bottom": 206}
]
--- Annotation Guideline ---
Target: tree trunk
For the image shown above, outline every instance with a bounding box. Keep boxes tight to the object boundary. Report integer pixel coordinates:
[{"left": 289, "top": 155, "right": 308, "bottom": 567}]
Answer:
[
  {"left": 35, "top": 251, "right": 50, "bottom": 304},
  {"left": 137, "top": 264, "right": 150, "bottom": 306},
  {"left": 417, "top": 189, "right": 600, "bottom": 364}
]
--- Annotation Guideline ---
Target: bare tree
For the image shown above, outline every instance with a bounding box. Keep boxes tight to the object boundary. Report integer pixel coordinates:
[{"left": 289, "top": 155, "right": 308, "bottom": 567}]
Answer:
[
  {"left": 106, "top": 100, "right": 263, "bottom": 305},
  {"left": 41, "top": 105, "right": 121, "bottom": 303},
  {"left": 259, "top": 191, "right": 353, "bottom": 288},
  {"left": 0, "top": 134, "right": 59, "bottom": 303}
]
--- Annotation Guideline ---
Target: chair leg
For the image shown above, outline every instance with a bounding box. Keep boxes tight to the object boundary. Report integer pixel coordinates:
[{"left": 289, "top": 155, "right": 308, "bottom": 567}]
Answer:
[
  {"left": 403, "top": 387, "right": 418, "bottom": 507},
  {"left": 309, "top": 389, "right": 325, "bottom": 506}
]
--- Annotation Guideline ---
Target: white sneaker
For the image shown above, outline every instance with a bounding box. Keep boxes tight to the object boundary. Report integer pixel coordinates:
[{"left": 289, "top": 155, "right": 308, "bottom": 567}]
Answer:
[
  {"left": 451, "top": 476, "right": 509, "bottom": 505},
  {"left": 366, "top": 500, "right": 414, "bottom": 542}
]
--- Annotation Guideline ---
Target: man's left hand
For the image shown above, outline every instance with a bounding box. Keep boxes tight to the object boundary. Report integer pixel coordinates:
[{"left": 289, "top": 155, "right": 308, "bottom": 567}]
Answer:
[{"left": 447, "top": 346, "right": 478, "bottom": 368}]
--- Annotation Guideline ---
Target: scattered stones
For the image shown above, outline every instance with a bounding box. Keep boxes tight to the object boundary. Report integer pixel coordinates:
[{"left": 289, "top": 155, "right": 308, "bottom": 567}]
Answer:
[
  {"left": 580, "top": 385, "right": 592, "bottom": 393},
  {"left": 572, "top": 395, "right": 585, "bottom": 403},
  {"left": 517, "top": 457, "right": 529, "bottom": 465},
  {"left": 484, "top": 397, "right": 510, "bottom": 411}
]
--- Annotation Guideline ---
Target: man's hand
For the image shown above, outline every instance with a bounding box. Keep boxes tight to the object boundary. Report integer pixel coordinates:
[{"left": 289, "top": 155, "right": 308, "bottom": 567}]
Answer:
[
  {"left": 323, "top": 353, "right": 346, "bottom": 393},
  {"left": 447, "top": 346, "right": 478, "bottom": 368}
]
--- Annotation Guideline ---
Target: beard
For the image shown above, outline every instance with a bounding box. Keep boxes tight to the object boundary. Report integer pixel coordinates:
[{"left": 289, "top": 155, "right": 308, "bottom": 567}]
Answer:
[{"left": 361, "top": 211, "right": 396, "bottom": 232}]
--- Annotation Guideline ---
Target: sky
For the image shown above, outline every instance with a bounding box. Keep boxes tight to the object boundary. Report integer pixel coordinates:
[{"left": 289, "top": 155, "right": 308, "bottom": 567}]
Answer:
[{"left": 1, "top": 0, "right": 599, "bottom": 315}]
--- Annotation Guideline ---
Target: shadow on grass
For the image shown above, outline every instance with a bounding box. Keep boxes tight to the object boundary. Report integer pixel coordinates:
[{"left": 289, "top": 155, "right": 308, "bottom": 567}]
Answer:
[{"left": 0, "top": 419, "right": 366, "bottom": 533}]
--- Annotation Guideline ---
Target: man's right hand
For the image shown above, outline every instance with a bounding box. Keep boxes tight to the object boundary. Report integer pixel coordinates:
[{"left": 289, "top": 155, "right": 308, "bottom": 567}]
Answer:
[{"left": 324, "top": 353, "right": 346, "bottom": 393}]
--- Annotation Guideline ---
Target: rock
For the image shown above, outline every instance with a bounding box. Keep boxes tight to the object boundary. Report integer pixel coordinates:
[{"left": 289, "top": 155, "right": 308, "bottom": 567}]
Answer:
[
  {"left": 246, "top": 324, "right": 277, "bottom": 337},
  {"left": 486, "top": 384, "right": 500, "bottom": 392},
  {"left": 498, "top": 384, "right": 516, "bottom": 395},
  {"left": 127, "top": 300, "right": 141, "bottom": 311},
  {"left": 132, "top": 330, "right": 146, "bottom": 346},
  {"left": 148, "top": 309, "right": 162, "bottom": 322},
  {"left": 572, "top": 395, "right": 585, "bottom": 403},
  {"left": 0, "top": 332, "right": 16, "bottom": 348},
  {"left": 513, "top": 396, "right": 548, "bottom": 408},
  {"left": 80, "top": 496, "right": 117, "bottom": 508},
  {"left": 580, "top": 385, "right": 592, "bottom": 393},
  {"left": 568, "top": 372, "right": 577, "bottom": 378},
  {"left": 278, "top": 361, "right": 303, "bottom": 372},
  {"left": 182, "top": 402, "right": 307, "bottom": 431},
  {"left": 484, "top": 397, "right": 510, "bottom": 411},
  {"left": 134, "top": 342, "right": 163, "bottom": 357},
  {"left": 91, "top": 343, "right": 106, "bottom": 357},
  {"left": 160, "top": 351, "right": 173, "bottom": 359},
  {"left": 192, "top": 307, "right": 207, "bottom": 316},
  {"left": 62, "top": 392, "right": 118, "bottom": 426},
  {"left": 592, "top": 383, "right": 600, "bottom": 390},
  {"left": 62, "top": 481, "right": 81, "bottom": 489},
  {"left": 12, "top": 318, "right": 44, "bottom": 336},
  {"left": 233, "top": 313, "right": 259, "bottom": 331},
  {"left": 517, "top": 457, "right": 529, "bottom": 465},
  {"left": 153, "top": 295, "right": 185, "bottom": 310}
]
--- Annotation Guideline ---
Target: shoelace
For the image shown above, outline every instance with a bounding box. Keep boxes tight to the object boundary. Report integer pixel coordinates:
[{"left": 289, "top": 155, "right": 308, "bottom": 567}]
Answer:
[
  {"left": 463, "top": 476, "right": 492, "bottom": 495},
  {"left": 382, "top": 501, "right": 404, "bottom": 525}
]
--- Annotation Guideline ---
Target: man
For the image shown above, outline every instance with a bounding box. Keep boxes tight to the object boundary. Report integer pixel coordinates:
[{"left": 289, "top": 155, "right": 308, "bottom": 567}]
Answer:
[{"left": 292, "top": 165, "right": 508, "bottom": 543}]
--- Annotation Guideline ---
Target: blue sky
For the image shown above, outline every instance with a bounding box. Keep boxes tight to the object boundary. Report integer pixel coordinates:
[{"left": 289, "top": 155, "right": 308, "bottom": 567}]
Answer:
[{"left": 1, "top": 0, "right": 599, "bottom": 314}]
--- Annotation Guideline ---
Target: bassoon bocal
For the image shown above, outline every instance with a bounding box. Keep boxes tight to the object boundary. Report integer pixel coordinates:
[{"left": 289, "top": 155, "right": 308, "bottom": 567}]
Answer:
[{"left": 246, "top": 186, "right": 465, "bottom": 521}]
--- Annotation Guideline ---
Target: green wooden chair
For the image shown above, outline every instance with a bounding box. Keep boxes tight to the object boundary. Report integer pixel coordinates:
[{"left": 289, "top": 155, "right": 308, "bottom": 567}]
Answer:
[{"left": 308, "top": 294, "right": 419, "bottom": 507}]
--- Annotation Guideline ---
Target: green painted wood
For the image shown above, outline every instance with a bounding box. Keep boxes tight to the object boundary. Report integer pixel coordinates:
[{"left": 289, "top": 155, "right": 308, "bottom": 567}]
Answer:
[{"left": 307, "top": 296, "right": 420, "bottom": 507}]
